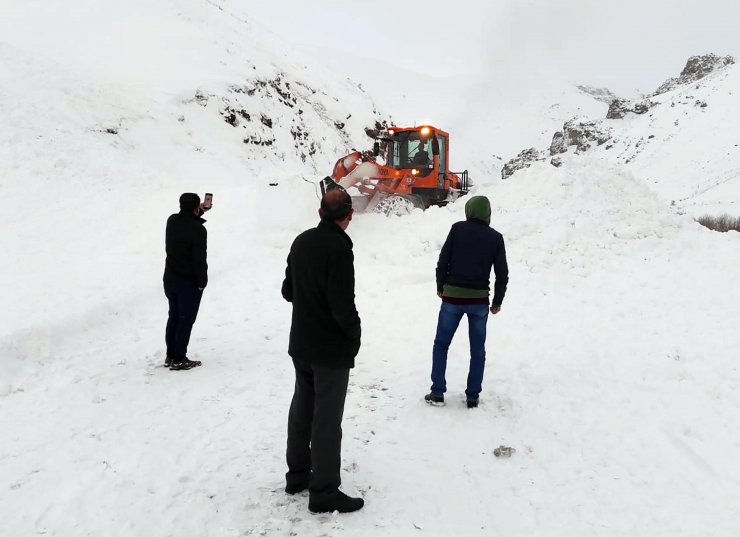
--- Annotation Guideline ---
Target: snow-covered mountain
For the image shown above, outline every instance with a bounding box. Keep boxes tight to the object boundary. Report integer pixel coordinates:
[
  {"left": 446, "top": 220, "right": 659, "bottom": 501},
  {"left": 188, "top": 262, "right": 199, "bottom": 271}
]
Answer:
[
  {"left": 320, "top": 48, "right": 610, "bottom": 183},
  {"left": 1, "top": 0, "right": 388, "bottom": 340},
  {"left": 2, "top": 3, "right": 740, "bottom": 537},
  {"left": 502, "top": 54, "right": 740, "bottom": 217}
]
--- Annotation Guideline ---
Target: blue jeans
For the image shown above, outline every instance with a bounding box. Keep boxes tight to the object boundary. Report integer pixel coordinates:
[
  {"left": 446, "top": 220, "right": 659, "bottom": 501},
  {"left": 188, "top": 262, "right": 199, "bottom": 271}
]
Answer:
[{"left": 431, "top": 302, "right": 489, "bottom": 401}]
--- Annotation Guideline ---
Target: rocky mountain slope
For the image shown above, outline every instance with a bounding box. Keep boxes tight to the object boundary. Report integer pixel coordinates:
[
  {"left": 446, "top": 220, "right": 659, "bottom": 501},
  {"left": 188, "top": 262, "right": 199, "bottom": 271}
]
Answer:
[{"left": 502, "top": 54, "right": 740, "bottom": 217}]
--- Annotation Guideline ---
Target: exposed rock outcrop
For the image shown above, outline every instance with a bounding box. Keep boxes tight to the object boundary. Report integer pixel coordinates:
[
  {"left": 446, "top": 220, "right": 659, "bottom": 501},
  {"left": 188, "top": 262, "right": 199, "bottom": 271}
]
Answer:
[
  {"left": 606, "top": 98, "right": 657, "bottom": 119},
  {"left": 654, "top": 54, "right": 735, "bottom": 95},
  {"left": 364, "top": 120, "right": 390, "bottom": 139},
  {"left": 501, "top": 148, "right": 546, "bottom": 179},
  {"left": 549, "top": 119, "right": 612, "bottom": 155},
  {"left": 500, "top": 53, "right": 735, "bottom": 180},
  {"left": 210, "top": 74, "right": 389, "bottom": 166}
]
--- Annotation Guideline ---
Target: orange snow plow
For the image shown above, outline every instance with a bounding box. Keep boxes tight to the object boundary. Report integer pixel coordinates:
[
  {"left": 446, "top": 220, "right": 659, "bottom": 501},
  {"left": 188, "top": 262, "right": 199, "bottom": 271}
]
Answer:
[{"left": 321, "top": 125, "right": 470, "bottom": 215}]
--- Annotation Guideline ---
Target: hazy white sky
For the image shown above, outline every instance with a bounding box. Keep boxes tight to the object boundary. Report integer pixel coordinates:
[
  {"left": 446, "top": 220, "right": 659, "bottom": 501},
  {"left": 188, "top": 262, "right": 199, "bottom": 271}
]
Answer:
[{"left": 249, "top": 0, "right": 740, "bottom": 95}]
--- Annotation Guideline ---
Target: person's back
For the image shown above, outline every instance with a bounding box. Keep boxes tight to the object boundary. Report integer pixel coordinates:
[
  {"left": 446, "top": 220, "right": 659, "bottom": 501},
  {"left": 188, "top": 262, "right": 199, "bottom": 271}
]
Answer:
[
  {"left": 281, "top": 189, "right": 364, "bottom": 514},
  {"left": 437, "top": 219, "right": 506, "bottom": 305},
  {"left": 427, "top": 195, "right": 508, "bottom": 407},
  {"left": 283, "top": 221, "right": 360, "bottom": 368},
  {"left": 164, "top": 211, "right": 208, "bottom": 289}
]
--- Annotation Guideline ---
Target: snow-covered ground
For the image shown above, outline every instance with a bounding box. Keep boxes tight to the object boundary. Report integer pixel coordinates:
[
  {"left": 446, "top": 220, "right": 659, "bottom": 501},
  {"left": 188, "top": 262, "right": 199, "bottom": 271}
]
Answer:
[{"left": 2, "top": 1, "right": 740, "bottom": 536}]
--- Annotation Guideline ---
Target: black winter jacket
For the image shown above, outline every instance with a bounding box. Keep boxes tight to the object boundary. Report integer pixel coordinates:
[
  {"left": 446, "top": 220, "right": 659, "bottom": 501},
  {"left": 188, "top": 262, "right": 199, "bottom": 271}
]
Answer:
[
  {"left": 436, "top": 219, "right": 509, "bottom": 306},
  {"left": 282, "top": 220, "right": 361, "bottom": 368},
  {"left": 163, "top": 211, "right": 208, "bottom": 289}
]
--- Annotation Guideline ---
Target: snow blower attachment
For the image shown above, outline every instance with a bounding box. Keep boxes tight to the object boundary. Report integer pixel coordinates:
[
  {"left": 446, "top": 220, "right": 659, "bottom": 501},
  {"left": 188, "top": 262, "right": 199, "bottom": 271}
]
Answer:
[{"left": 321, "top": 126, "right": 470, "bottom": 215}]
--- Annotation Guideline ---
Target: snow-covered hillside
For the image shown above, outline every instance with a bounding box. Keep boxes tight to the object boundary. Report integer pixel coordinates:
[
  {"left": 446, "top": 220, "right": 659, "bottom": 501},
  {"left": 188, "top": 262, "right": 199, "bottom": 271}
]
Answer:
[
  {"left": 318, "top": 47, "right": 609, "bottom": 182},
  {"left": 2, "top": 2, "right": 740, "bottom": 537},
  {"left": 1, "top": 0, "right": 386, "bottom": 345},
  {"left": 503, "top": 54, "right": 740, "bottom": 217}
]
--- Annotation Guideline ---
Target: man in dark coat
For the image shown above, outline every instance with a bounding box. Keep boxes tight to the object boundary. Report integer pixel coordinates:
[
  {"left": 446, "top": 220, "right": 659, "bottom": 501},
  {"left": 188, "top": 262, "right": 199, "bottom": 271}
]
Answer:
[
  {"left": 281, "top": 189, "right": 364, "bottom": 514},
  {"left": 163, "top": 193, "right": 208, "bottom": 371},
  {"left": 426, "top": 195, "right": 509, "bottom": 408}
]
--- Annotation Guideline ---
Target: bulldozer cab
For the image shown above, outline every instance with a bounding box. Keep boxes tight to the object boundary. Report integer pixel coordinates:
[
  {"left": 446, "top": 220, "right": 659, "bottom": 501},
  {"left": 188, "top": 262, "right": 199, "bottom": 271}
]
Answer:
[{"left": 385, "top": 127, "right": 447, "bottom": 178}]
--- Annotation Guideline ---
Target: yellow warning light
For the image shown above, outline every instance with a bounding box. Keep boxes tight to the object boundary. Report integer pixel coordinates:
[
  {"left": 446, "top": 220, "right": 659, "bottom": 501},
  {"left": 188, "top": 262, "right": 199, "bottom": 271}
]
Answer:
[
  {"left": 411, "top": 169, "right": 419, "bottom": 175},
  {"left": 420, "top": 126, "right": 431, "bottom": 136},
  {"left": 388, "top": 129, "right": 395, "bottom": 135}
]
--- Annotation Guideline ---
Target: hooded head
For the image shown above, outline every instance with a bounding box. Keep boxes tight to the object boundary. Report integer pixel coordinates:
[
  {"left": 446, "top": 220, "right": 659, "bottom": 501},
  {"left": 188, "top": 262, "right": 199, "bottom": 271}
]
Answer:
[{"left": 464, "top": 195, "right": 491, "bottom": 225}]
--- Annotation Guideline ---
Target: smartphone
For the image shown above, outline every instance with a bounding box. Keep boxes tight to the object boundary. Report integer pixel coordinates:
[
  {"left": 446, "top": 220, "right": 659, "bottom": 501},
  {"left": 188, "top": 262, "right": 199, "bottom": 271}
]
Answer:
[{"left": 203, "top": 192, "right": 213, "bottom": 210}]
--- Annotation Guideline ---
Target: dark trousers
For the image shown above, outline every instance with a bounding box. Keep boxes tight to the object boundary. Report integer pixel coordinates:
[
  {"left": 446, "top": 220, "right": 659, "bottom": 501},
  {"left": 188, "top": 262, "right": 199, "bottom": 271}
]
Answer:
[
  {"left": 164, "top": 282, "right": 203, "bottom": 361},
  {"left": 286, "top": 358, "right": 350, "bottom": 498}
]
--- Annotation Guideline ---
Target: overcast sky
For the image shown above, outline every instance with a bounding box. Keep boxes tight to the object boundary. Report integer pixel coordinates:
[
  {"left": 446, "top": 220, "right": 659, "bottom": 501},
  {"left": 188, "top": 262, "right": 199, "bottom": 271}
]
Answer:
[{"left": 249, "top": 0, "right": 740, "bottom": 95}]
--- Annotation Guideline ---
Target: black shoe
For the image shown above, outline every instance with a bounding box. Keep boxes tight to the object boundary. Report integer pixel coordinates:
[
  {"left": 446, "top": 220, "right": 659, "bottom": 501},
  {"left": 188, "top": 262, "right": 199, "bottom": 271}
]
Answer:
[
  {"left": 466, "top": 399, "right": 479, "bottom": 408},
  {"left": 285, "top": 470, "right": 310, "bottom": 495},
  {"left": 424, "top": 392, "right": 444, "bottom": 405},
  {"left": 164, "top": 356, "right": 173, "bottom": 367},
  {"left": 285, "top": 481, "right": 309, "bottom": 495},
  {"left": 309, "top": 490, "right": 364, "bottom": 514},
  {"left": 170, "top": 358, "right": 202, "bottom": 370}
]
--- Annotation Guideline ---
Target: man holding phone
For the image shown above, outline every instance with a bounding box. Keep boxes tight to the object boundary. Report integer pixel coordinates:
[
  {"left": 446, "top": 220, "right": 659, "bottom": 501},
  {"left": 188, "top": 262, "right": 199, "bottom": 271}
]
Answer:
[{"left": 163, "top": 192, "right": 210, "bottom": 370}]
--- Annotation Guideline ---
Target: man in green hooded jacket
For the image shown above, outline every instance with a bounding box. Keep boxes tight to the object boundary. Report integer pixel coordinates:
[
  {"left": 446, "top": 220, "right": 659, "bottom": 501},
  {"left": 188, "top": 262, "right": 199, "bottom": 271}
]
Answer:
[{"left": 426, "top": 195, "right": 509, "bottom": 408}]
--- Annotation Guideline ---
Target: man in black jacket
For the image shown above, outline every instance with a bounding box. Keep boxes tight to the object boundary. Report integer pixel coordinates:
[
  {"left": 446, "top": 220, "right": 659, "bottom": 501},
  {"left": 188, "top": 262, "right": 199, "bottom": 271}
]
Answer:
[
  {"left": 163, "top": 193, "right": 208, "bottom": 371},
  {"left": 281, "top": 189, "right": 364, "bottom": 514},
  {"left": 426, "top": 195, "right": 508, "bottom": 408}
]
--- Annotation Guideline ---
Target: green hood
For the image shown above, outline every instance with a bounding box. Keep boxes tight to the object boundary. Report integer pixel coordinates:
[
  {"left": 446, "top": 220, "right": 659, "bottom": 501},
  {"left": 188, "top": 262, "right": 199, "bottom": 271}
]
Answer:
[{"left": 464, "top": 196, "right": 491, "bottom": 225}]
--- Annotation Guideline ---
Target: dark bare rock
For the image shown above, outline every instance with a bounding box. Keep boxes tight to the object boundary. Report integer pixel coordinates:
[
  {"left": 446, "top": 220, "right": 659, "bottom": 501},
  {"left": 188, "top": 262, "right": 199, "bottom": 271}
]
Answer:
[
  {"left": 606, "top": 98, "right": 657, "bottom": 119},
  {"left": 501, "top": 148, "right": 546, "bottom": 179},
  {"left": 654, "top": 54, "right": 735, "bottom": 95},
  {"left": 549, "top": 119, "right": 612, "bottom": 155}
]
